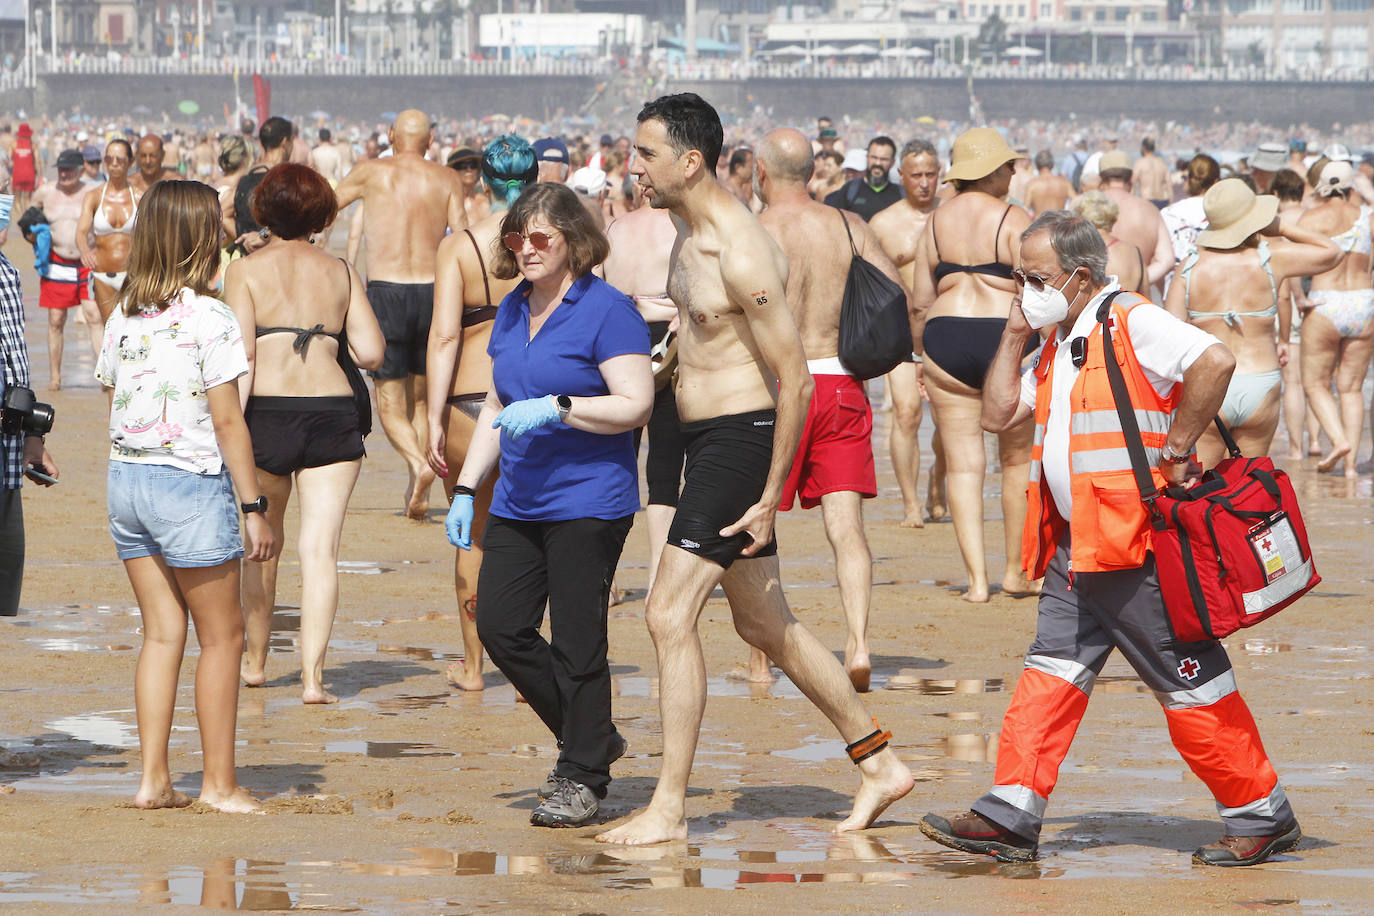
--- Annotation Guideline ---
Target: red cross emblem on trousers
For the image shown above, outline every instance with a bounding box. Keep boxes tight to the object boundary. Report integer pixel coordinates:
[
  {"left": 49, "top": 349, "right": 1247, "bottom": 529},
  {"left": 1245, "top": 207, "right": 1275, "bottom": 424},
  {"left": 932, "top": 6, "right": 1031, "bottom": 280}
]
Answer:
[{"left": 1177, "top": 657, "right": 1201, "bottom": 680}]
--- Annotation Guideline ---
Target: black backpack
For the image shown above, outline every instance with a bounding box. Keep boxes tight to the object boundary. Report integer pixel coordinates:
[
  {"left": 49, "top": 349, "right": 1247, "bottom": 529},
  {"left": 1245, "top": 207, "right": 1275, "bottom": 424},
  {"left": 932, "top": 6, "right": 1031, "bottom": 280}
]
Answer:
[
  {"left": 233, "top": 165, "right": 270, "bottom": 238},
  {"left": 837, "top": 212, "right": 911, "bottom": 380}
]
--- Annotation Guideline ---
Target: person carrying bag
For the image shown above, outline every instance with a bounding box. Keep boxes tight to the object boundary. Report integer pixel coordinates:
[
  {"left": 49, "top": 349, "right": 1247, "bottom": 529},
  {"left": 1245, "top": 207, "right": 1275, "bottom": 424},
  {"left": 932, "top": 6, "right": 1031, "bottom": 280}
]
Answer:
[{"left": 837, "top": 211, "right": 911, "bottom": 380}]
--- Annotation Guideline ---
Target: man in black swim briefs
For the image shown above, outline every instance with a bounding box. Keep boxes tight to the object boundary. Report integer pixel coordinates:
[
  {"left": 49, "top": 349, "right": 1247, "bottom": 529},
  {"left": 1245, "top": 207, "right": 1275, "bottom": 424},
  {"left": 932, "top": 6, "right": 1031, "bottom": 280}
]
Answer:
[
  {"left": 594, "top": 93, "right": 914, "bottom": 849},
  {"left": 334, "top": 109, "right": 467, "bottom": 519}
]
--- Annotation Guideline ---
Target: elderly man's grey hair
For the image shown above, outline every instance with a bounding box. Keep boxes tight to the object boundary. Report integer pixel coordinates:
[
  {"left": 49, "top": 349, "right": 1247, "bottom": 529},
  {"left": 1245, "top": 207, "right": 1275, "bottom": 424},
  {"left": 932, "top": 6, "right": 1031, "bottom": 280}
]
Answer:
[{"left": 1022, "top": 210, "right": 1108, "bottom": 285}]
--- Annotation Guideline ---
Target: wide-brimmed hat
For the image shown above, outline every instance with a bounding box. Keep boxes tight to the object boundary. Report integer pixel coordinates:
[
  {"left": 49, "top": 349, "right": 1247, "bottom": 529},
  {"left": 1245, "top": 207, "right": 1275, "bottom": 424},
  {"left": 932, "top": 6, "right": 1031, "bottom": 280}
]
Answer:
[
  {"left": 1250, "top": 143, "right": 1287, "bottom": 172},
  {"left": 1098, "top": 150, "right": 1132, "bottom": 173},
  {"left": 446, "top": 146, "right": 480, "bottom": 167},
  {"left": 944, "top": 128, "right": 1022, "bottom": 182},
  {"left": 1197, "top": 178, "right": 1278, "bottom": 250}
]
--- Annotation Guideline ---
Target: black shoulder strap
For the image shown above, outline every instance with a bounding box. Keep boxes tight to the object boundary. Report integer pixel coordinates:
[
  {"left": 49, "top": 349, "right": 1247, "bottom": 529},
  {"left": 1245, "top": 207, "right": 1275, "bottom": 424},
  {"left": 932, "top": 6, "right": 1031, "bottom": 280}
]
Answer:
[
  {"left": 839, "top": 209, "right": 859, "bottom": 258},
  {"left": 931, "top": 210, "right": 942, "bottom": 261},
  {"left": 993, "top": 205, "right": 1012, "bottom": 264},
  {"left": 464, "top": 228, "right": 493, "bottom": 307},
  {"left": 1097, "top": 290, "right": 1161, "bottom": 510}
]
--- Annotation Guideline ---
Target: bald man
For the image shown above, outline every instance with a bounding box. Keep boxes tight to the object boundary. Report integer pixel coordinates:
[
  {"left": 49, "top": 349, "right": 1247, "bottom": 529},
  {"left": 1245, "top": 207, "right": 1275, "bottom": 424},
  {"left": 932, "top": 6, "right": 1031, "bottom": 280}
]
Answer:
[
  {"left": 335, "top": 110, "right": 468, "bottom": 519},
  {"left": 131, "top": 135, "right": 177, "bottom": 194},
  {"left": 753, "top": 127, "right": 906, "bottom": 694}
]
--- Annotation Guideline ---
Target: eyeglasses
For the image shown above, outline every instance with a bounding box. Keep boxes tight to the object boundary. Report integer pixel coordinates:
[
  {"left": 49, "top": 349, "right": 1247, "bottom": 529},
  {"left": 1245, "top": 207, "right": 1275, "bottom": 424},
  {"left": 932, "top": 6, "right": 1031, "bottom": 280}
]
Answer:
[
  {"left": 1012, "top": 267, "right": 1060, "bottom": 292},
  {"left": 453, "top": 161, "right": 479, "bottom": 170},
  {"left": 503, "top": 230, "right": 559, "bottom": 253},
  {"left": 104, "top": 156, "right": 129, "bottom": 165}
]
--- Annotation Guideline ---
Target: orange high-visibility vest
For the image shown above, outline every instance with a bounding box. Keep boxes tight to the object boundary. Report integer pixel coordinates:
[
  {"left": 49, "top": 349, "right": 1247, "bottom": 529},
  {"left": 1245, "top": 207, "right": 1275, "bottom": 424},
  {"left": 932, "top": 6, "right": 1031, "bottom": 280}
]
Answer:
[{"left": 1021, "top": 292, "right": 1180, "bottom": 578}]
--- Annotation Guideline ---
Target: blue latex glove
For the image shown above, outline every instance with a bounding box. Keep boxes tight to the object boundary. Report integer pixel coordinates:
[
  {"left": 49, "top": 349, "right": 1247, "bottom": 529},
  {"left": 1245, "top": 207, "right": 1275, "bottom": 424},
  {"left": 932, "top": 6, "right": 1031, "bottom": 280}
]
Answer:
[
  {"left": 493, "top": 395, "right": 561, "bottom": 440},
  {"left": 446, "top": 493, "right": 475, "bottom": 549}
]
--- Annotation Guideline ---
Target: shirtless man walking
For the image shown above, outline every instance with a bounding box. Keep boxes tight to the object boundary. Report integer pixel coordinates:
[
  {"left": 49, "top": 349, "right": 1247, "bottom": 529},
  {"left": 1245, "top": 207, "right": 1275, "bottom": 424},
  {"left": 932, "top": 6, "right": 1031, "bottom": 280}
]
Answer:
[
  {"left": 601, "top": 203, "right": 683, "bottom": 599},
  {"left": 31, "top": 149, "right": 93, "bottom": 388},
  {"left": 754, "top": 127, "right": 904, "bottom": 693},
  {"left": 311, "top": 128, "right": 343, "bottom": 185},
  {"left": 1025, "top": 151, "right": 1074, "bottom": 215},
  {"left": 1096, "top": 151, "right": 1175, "bottom": 289},
  {"left": 335, "top": 110, "right": 467, "bottom": 518},
  {"left": 1132, "top": 138, "right": 1172, "bottom": 208},
  {"left": 130, "top": 135, "right": 176, "bottom": 194},
  {"left": 871, "top": 139, "right": 947, "bottom": 526},
  {"left": 596, "top": 93, "right": 913, "bottom": 848}
]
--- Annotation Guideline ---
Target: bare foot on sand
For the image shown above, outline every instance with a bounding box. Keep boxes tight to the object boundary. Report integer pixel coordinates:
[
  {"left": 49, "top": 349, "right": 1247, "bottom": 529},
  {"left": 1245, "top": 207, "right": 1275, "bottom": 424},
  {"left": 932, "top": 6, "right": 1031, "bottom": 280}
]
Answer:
[
  {"left": 1001, "top": 574, "right": 1042, "bottom": 599},
  {"left": 240, "top": 663, "right": 267, "bottom": 687},
  {"left": 404, "top": 465, "right": 436, "bottom": 520},
  {"left": 899, "top": 507, "right": 925, "bottom": 529},
  {"left": 1317, "top": 444, "right": 1351, "bottom": 473},
  {"left": 834, "top": 751, "right": 915, "bottom": 833},
  {"left": 133, "top": 785, "right": 192, "bottom": 810},
  {"left": 46, "top": 380, "right": 61, "bottom": 392},
  {"left": 445, "top": 661, "right": 484, "bottom": 692},
  {"left": 847, "top": 653, "right": 872, "bottom": 694},
  {"left": 963, "top": 585, "right": 990, "bottom": 604},
  {"left": 198, "top": 787, "right": 263, "bottom": 814},
  {"left": 302, "top": 687, "right": 339, "bottom": 705},
  {"left": 596, "top": 806, "right": 689, "bottom": 846},
  {"left": 745, "top": 647, "right": 774, "bottom": 683}
]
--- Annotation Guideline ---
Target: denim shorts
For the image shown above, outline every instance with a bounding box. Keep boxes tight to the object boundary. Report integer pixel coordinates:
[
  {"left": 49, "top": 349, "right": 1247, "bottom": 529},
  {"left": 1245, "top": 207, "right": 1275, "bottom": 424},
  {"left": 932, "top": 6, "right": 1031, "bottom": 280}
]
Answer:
[{"left": 107, "top": 461, "right": 243, "bottom": 567}]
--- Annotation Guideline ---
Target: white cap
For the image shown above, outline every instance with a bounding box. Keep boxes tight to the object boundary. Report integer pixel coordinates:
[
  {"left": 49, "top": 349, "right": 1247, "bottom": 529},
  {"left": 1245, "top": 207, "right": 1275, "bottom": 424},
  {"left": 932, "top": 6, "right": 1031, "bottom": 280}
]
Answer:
[
  {"left": 75, "top": 130, "right": 89, "bottom": 142},
  {"left": 841, "top": 149, "right": 868, "bottom": 172},
  {"left": 1322, "top": 142, "right": 1354, "bottom": 162},
  {"left": 570, "top": 166, "right": 607, "bottom": 196}
]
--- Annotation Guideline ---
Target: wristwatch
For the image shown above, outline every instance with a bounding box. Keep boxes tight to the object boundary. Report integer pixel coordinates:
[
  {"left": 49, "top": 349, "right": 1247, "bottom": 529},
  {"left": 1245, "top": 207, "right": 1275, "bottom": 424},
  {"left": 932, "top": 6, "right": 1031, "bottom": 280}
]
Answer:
[
  {"left": 555, "top": 394, "right": 572, "bottom": 422},
  {"left": 1160, "top": 443, "right": 1193, "bottom": 465},
  {"left": 241, "top": 495, "right": 269, "bottom": 514}
]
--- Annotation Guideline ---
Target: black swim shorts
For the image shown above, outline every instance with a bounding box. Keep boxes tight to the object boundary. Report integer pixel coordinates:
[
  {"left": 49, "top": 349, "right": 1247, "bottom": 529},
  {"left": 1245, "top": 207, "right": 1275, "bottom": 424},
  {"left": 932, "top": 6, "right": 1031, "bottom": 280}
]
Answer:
[
  {"left": 367, "top": 280, "right": 434, "bottom": 380},
  {"left": 245, "top": 396, "right": 365, "bottom": 477},
  {"left": 667, "top": 408, "right": 779, "bottom": 568}
]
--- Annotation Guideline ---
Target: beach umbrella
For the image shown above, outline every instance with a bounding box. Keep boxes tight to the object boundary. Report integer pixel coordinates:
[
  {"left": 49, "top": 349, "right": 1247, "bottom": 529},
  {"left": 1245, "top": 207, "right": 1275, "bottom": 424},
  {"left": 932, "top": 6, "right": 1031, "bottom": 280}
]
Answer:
[
  {"left": 904, "top": 46, "right": 933, "bottom": 58},
  {"left": 844, "top": 43, "right": 880, "bottom": 55},
  {"left": 765, "top": 44, "right": 808, "bottom": 56},
  {"left": 177, "top": 100, "right": 200, "bottom": 115},
  {"left": 1003, "top": 45, "right": 1043, "bottom": 57},
  {"left": 811, "top": 44, "right": 842, "bottom": 56},
  {"left": 310, "top": 109, "right": 330, "bottom": 120},
  {"left": 879, "top": 46, "right": 906, "bottom": 58},
  {"left": 916, "top": 115, "right": 937, "bottom": 124},
  {"left": 132, "top": 104, "right": 152, "bottom": 114}
]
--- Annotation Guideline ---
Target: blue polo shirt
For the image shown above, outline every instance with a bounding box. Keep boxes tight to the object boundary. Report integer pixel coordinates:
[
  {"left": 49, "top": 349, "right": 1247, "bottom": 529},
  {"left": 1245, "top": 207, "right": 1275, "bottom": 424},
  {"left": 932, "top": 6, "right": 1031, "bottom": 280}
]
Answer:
[{"left": 487, "top": 273, "right": 651, "bottom": 522}]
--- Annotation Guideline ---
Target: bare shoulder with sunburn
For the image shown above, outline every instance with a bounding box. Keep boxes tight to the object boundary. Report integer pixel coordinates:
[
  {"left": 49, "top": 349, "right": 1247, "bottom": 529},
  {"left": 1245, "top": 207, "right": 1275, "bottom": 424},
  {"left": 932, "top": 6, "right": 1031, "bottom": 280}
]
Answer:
[
  {"left": 759, "top": 195, "right": 850, "bottom": 359},
  {"left": 360, "top": 155, "right": 463, "bottom": 283},
  {"left": 670, "top": 204, "right": 788, "bottom": 423},
  {"left": 603, "top": 207, "right": 675, "bottom": 301}
]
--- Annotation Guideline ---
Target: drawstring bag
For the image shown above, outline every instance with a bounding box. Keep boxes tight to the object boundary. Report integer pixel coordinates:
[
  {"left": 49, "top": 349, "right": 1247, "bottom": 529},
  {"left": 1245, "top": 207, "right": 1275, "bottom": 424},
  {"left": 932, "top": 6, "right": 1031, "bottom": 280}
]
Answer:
[
  {"left": 837, "top": 212, "right": 911, "bottom": 380},
  {"left": 1098, "top": 295, "right": 1319, "bottom": 643}
]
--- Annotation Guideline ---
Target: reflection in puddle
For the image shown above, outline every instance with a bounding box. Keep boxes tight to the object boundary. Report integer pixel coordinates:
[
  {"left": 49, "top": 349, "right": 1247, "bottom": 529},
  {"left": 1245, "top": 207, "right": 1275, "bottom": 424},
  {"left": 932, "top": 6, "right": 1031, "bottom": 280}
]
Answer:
[
  {"left": 46, "top": 715, "right": 139, "bottom": 749},
  {"left": 885, "top": 676, "right": 1004, "bottom": 695},
  {"left": 32, "top": 639, "right": 135, "bottom": 653},
  {"left": 376, "top": 645, "right": 450, "bottom": 662},
  {"left": 374, "top": 694, "right": 450, "bottom": 716},
  {"left": 323, "top": 741, "right": 457, "bottom": 759},
  {"left": 337, "top": 561, "right": 395, "bottom": 575}
]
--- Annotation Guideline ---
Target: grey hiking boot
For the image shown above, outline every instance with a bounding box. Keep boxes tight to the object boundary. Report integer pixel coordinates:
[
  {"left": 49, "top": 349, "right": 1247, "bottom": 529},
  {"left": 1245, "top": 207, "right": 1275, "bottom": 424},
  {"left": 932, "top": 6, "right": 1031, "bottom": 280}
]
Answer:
[
  {"left": 537, "top": 731, "right": 627, "bottom": 799},
  {"left": 530, "top": 777, "right": 600, "bottom": 827}
]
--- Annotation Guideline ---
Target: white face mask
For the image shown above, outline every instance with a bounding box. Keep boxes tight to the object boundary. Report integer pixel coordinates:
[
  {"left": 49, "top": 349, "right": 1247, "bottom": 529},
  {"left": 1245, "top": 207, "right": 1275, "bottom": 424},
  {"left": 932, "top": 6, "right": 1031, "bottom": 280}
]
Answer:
[{"left": 1019, "top": 270, "right": 1078, "bottom": 330}]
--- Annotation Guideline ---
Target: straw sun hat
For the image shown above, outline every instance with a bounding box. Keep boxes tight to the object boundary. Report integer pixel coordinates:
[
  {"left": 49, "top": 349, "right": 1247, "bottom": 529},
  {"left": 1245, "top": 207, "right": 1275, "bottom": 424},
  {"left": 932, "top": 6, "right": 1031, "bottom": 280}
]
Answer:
[
  {"left": 943, "top": 128, "right": 1023, "bottom": 183},
  {"left": 1197, "top": 178, "right": 1279, "bottom": 250}
]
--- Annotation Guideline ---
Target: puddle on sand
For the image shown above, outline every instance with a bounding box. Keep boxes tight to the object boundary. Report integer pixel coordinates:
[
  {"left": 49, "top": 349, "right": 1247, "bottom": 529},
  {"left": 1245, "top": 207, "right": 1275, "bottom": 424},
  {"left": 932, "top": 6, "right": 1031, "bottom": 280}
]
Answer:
[
  {"left": 884, "top": 676, "right": 1004, "bottom": 695},
  {"left": 613, "top": 675, "right": 806, "bottom": 700},
  {"left": 45, "top": 714, "right": 140, "bottom": 748},
  {"left": 376, "top": 645, "right": 451, "bottom": 662},
  {"left": 374, "top": 694, "right": 450, "bottom": 716},
  {"left": 32, "top": 638, "right": 136, "bottom": 653},
  {"left": 337, "top": 560, "right": 396, "bottom": 576},
  {"left": 323, "top": 741, "right": 457, "bottom": 759}
]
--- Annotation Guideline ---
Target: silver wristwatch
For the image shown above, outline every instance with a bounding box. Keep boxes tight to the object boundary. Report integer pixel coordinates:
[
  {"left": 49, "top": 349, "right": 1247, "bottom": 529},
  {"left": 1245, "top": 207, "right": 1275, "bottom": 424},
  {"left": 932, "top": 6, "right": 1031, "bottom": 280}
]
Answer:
[{"left": 1161, "top": 443, "right": 1192, "bottom": 464}]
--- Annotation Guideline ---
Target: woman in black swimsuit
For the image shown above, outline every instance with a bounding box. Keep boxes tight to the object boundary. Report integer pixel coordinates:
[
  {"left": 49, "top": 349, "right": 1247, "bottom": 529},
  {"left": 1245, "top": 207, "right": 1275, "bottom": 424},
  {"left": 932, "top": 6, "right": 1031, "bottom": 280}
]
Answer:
[
  {"left": 911, "top": 128, "right": 1039, "bottom": 603},
  {"left": 223, "top": 163, "right": 385, "bottom": 704},
  {"left": 425, "top": 136, "right": 536, "bottom": 692}
]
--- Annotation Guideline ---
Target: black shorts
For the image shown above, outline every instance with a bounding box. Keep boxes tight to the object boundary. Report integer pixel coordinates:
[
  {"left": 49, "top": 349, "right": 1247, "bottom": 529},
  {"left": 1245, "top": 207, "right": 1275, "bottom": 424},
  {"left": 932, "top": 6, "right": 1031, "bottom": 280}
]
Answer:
[
  {"left": 667, "top": 409, "right": 779, "bottom": 568},
  {"left": 367, "top": 280, "right": 434, "bottom": 380},
  {"left": 245, "top": 396, "right": 365, "bottom": 477}
]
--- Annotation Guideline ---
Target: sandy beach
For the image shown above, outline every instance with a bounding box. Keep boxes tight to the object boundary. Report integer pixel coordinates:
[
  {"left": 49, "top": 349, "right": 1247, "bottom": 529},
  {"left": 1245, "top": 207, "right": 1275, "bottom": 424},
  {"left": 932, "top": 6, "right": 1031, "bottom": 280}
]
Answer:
[{"left": 1, "top": 232, "right": 1370, "bottom": 915}]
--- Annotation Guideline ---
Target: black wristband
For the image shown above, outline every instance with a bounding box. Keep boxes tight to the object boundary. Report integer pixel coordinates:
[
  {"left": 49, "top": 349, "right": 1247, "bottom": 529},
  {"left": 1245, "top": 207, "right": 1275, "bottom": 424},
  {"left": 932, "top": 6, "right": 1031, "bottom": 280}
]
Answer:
[{"left": 451, "top": 484, "right": 476, "bottom": 498}]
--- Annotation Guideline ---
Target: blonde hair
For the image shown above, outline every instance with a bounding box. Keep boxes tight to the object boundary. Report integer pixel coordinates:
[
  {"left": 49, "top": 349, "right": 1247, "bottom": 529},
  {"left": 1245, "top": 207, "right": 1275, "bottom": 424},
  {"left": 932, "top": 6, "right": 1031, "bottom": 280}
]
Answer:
[
  {"left": 120, "top": 180, "right": 224, "bottom": 316},
  {"left": 1072, "top": 191, "right": 1119, "bottom": 232}
]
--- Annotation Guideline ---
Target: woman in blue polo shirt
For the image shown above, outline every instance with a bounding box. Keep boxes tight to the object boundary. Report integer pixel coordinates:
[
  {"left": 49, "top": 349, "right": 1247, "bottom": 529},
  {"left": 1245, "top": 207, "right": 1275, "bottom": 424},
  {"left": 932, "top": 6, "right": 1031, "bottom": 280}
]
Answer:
[{"left": 445, "top": 182, "right": 652, "bottom": 828}]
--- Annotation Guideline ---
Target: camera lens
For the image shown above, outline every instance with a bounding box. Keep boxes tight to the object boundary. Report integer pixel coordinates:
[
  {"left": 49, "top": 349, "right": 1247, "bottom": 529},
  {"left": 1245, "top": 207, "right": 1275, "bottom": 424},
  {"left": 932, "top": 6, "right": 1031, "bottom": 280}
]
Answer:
[{"left": 27, "top": 402, "right": 55, "bottom": 437}]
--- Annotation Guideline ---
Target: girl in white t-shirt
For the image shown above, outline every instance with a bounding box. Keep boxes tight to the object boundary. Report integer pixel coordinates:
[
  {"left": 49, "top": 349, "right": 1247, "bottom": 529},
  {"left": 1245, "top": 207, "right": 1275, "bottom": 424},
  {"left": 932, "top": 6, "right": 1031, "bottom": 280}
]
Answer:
[{"left": 96, "top": 180, "right": 277, "bottom": 814}]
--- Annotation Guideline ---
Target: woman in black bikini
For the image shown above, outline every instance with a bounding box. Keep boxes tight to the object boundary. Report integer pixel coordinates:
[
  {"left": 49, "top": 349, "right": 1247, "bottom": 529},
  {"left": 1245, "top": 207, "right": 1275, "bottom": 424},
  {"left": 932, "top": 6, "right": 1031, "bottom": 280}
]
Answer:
[
  {"left": 425, "top": 136, "right": 536, "bottom": 691},
  {"left": 911, "top": 128, "right": 1038, "bottom": 603},
  {"left": 223, "top": 163, "right": 385, "bottom": 704}
]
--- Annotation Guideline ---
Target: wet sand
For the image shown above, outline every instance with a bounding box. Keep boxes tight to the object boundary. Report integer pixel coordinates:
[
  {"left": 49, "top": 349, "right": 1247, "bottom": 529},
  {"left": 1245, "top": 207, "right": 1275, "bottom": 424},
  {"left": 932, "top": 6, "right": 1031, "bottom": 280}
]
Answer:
[{"left": 2, "top": 235, "right": 1372, "bottom": 914}]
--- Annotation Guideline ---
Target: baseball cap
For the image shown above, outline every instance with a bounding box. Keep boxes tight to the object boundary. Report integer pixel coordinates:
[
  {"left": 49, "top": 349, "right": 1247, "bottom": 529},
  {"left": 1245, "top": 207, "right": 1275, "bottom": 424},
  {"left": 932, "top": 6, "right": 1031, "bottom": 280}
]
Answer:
[
  {"left": 82, "top": 145, "right": 102, "bottom": 162},
  {"left": 841, "top": 149, "right": 868, "bottom": 172},
  {"left": 1321, "top": 142, "right": 1354, "bottom": 162},
  {"left": 532, "top": 137, "right": 569, "bottom": 164},
  {"left": 75, "top": 130, "right": 89, "bottom": 143},
  {"left": 55, "top": 148, "right": 84, "bottom": 170},
  {"left": 600, "top": 134, "right": 614, "bottom": 147},
  {"left": 570, "top": 166, "right": 607, "bottom": 196}
]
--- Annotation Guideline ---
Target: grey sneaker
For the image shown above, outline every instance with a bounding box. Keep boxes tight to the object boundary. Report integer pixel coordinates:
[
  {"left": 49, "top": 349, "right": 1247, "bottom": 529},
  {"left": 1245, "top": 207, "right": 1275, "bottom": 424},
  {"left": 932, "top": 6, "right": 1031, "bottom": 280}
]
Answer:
[
  {"left": 530, "top": 777, "right": 599, "bottom": 827},
  {"left": 537, "top": 732, "right": 627, "bottom": 799}
]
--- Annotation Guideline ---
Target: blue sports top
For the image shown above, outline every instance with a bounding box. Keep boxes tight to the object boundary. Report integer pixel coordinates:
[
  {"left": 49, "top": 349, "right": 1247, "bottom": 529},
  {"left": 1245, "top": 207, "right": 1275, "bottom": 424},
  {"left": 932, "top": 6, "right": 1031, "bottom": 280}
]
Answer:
[{"left": 487, "top": 272, "right": 651, "bottom": 521}]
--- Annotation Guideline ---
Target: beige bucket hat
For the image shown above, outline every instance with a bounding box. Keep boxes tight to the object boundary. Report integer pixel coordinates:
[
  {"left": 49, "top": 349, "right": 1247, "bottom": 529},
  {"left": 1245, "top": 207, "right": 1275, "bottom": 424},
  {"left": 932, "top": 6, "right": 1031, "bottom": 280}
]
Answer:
[
  {"left": 1197, "top": 178, "right": 1279, "bottom": 250},
  {"left": 944, "top": 128, "right": 1023, "bottom": 182}
]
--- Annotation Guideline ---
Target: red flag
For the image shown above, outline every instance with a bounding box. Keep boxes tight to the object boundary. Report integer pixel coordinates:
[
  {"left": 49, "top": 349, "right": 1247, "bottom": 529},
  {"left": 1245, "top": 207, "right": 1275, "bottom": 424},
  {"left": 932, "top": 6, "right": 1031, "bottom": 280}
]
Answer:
[{"left": 252, "top": 74, "right": 271, "bottom": 126}]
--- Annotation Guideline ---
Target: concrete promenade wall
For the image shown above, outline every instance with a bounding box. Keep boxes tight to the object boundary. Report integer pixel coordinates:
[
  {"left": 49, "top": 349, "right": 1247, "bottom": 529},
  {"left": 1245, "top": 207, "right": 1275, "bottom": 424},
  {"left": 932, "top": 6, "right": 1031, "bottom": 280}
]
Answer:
[{"left": 2, "top": 72, "right": 1359, "bottom": 127}]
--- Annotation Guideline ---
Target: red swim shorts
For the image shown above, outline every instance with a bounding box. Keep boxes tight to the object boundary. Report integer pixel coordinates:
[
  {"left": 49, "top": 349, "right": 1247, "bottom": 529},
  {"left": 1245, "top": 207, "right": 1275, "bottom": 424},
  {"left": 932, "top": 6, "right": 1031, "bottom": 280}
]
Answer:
[
  {"left": 780, "top": 373, "right": 877, "bottom": 511},
  {"left": 39, "top": 256, "right": 91, "bottom": 310}
]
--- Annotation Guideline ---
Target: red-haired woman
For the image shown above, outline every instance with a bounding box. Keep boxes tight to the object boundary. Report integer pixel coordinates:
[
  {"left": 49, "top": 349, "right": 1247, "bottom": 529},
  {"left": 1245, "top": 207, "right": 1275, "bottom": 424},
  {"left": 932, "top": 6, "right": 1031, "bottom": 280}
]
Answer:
[{"left": 224, "top": 163, "right": 385, "bottom": 705}]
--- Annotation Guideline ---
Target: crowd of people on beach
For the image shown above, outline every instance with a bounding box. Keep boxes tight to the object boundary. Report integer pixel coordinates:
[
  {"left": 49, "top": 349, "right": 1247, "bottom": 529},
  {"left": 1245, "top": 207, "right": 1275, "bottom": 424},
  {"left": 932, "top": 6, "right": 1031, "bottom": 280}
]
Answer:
[{"left": 2, "top": 89, "right": 1368, "bottom": 869}]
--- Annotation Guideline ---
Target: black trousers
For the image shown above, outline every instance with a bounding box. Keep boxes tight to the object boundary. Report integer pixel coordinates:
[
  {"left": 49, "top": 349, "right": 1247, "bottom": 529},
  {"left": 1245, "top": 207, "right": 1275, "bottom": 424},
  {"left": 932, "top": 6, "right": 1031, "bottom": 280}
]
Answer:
[
  {"left": 476, "top": 512, "right": 633, "bottom": 796},
  {"left": 0, "top": 488, "right": 22, "bottom": 615}
]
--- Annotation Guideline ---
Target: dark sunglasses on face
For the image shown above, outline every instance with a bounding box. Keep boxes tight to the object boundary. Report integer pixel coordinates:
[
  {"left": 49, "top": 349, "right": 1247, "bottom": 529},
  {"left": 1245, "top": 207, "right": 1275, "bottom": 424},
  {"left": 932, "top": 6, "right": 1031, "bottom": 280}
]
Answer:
[
  {"left": 503, "top": 230, "right": 557, "bottom": 253},
  {"left": 454, "top": 161, "right": 479, "bottom": 170},
  {"left": 1012, "top": 267, "right": 1059, "bottom": 292}
]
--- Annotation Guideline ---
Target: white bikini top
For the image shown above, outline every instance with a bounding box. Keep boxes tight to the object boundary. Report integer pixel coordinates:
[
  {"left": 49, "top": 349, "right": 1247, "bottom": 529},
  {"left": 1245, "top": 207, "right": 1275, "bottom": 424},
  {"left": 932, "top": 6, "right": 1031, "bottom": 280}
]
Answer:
[
  {"left": 1331, "top": 206, "right": 1372, "bottom": 257},
  {"left": 93, "top": 183, "right": 137, "bottom": 237},
  {"left": 1181, "top": 239, "right": 1278, "bottom": 328}
]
